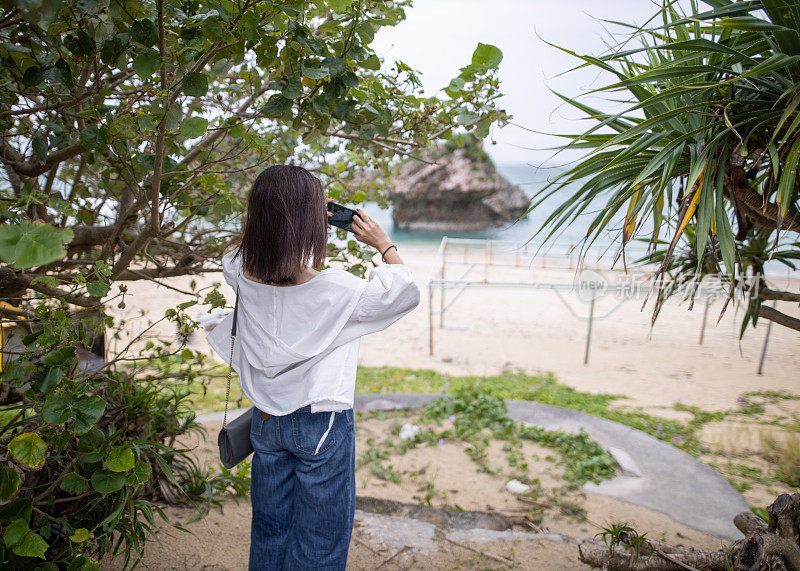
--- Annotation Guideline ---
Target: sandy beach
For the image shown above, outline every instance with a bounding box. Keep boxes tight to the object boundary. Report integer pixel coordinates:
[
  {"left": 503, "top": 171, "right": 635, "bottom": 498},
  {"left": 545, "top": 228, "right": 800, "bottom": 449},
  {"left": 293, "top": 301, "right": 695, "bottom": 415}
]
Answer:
[
  {"left": 102, "top": 239, "right": 798, "bottom": 569},
  {"left": 113, "top": 240, "right": 799, "bottom": 413}
]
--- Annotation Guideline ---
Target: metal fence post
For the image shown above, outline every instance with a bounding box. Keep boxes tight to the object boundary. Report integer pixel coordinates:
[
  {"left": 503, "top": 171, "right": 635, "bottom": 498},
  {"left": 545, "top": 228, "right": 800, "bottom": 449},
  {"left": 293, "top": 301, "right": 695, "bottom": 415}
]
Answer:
[
  {"left": 584, "top": 298, "right": 595, "bottom": 365},
  {"left": 699, "top": 297, "right": 711, "bottom": 345},
  {"left": 428, "top": 281, "right": 434, "bottom": 356},
  {"left": 439, "top": 237, "right": 448, "bottom": 328},
  {"left": 757, "top": 301, "right": 777, "bottom": 375}
]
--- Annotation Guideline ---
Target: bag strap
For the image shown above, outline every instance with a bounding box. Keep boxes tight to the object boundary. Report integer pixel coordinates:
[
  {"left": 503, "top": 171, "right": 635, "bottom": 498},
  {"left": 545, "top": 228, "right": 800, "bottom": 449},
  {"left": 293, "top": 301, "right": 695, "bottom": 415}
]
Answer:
[{"left": 222, "top": 285, "right": 240, "bottom": 430}]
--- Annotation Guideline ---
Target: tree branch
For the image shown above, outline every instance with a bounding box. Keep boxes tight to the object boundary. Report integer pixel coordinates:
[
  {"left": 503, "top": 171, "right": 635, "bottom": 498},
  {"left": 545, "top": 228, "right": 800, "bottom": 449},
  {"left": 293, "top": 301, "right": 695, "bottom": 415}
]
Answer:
[
  {"left": 0, "top": 266, "right": 97, "bottom": 308},
  {"left": 758, "top": 285, "right": 800, "bottom": 302},
  {"left": 0, "top": 141, "right": 85, "bottom": 178},
  {"left": 180, "top": 85, "right": 270, "bottom": 166},
  {"left": 725, "top": 165, "right": 800, "bottom": 233},
  {"left": 758, "top": 304, "right": 800, "bottom": 332}
]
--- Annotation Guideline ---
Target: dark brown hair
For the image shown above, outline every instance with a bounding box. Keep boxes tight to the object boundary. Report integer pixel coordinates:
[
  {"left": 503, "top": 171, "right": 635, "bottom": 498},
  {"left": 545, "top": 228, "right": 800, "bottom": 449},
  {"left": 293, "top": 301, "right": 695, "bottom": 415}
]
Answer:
[{"left": 235, "top": 165, "right": 327, "bottom": 285}]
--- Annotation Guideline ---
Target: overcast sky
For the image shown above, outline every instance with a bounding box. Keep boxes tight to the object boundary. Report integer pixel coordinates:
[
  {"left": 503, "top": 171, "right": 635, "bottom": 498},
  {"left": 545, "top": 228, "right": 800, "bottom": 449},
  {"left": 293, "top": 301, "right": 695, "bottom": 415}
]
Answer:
[{"left": 372, "top": 0, "right": 668, "bottom": 166}]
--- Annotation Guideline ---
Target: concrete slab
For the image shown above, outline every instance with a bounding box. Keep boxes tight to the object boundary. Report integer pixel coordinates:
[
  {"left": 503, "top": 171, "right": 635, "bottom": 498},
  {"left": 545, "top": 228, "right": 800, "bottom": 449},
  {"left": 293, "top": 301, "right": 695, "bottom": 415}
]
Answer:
[
  {"left": 353, "top": 510, "right": 576, "bottom": 554},
  {"left": 354, "top": 509, "right": 438, "bottom": 552},
  {"left": 607, "top": 447, "right": 643, "bottom": 478},
  {"left": 503, "top": 399, "right": 748, "bottom": 541},
  {"left": 355, "top": 393, "right": 443, "bottom": 411}
]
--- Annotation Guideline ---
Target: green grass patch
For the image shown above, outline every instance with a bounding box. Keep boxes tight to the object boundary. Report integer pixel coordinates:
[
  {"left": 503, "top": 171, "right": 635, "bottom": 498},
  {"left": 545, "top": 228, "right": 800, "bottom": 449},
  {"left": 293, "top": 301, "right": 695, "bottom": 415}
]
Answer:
[
  {"left": 419, "top": 384, "right": 617, "bottom": 486},
  {"left": 357, "top": 367, "right": 702, "bottom": 453}
]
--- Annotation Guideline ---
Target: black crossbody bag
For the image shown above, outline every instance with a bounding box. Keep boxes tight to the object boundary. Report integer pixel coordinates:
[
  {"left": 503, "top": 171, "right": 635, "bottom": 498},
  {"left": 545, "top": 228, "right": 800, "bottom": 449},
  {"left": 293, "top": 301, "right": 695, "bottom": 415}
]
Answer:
[{"left": 217, "top": 286, "right": 255, "bottom": 469}]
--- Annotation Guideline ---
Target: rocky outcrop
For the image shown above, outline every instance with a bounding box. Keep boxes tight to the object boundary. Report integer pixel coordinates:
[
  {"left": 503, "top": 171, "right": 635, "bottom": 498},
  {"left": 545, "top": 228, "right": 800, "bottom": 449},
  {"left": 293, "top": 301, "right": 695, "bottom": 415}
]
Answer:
[{"left": 389, "top": 146, "right": 530, "bottom": 231}]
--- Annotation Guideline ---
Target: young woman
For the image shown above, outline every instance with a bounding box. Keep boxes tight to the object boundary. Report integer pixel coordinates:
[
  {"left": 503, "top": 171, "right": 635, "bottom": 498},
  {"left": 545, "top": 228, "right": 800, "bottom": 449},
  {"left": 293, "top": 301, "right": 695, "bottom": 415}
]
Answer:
[{"left": 205, "top": 165, "right": 420, "bottom": 570}]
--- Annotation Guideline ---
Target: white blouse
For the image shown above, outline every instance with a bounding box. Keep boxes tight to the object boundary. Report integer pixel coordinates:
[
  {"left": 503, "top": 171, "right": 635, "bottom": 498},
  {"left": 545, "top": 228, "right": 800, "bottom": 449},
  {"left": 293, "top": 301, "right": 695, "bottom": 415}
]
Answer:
[{"left": 205, "top": 249, "right": 421, "bottom": 416}]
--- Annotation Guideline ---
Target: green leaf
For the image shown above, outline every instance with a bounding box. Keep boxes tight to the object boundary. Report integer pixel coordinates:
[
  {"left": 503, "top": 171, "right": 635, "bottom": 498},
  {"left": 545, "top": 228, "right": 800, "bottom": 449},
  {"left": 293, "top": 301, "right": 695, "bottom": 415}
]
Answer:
[
  {"left": 79, "top": 126, "right": 107, "bottom": 150},
  {"left": 30, "top": 275, "right": 58, "bottom": 288},
  {"left": 342, "top": 72, "right": 359, "bottom": 89},
  {"left": 22, "top": 66, "right": 43, "bottom": 86},
  {"left": 328, "top": 0, "right": 352, "bottom": 12},
  {"left": 71, "top": 397, "right": 108, "bottom": 434},
  {"left": 325, "top": 57, "right": 346, "bottom": 77},
  {"left": 42, "top": 346, "right": 75, "bottom": 367},
  {"left": 69, "top": 528, "right": 91, "bottom": 543},
  {"left": 282, "top": 77, "right": 303, "bottom": 99},
  {"left": 60, "top": 473, "right": 89, "bottom": 495},
  {"left": 67, "top": 555, "right": 99, "bottom": 571},
  {"left": 183, "top": 72, "right": 208, "bottom": 98},
  {"left": 86, "top": 281, "right": 110, "bottom": 298},
  {"left": 90, "top": 470, "right": 125, "bottom": 496},
  {"left": 130, "top": 18, "right": 158, "bottom": 47},
  {"left": 76, "top": 429, "right": 105, "bottom": 463},
  {"left": 471, "top": 43, "right": 503, "bottom": 70},
  {"left": 474, "top": 116, "right": 491, "bottom": 138},
  {"left": 42, "top": 395, "right": 106, "bottom": 434},
  {"left": 317, "top": 19, "right": 340, "bottom": 34},
  {"left": 100, "top": 34, "right": 129, "bottom": 65},
  {"left": 128, "top": 462, "right": 152, "bottom": 485},
  {"left": 447, "top": 77, "right": 465, "bottom": 93},
  {"left": 64, "top": 30, "right": 93, "bottom": 58},
  {"left": 137, "top": 114, "right": 157, "bottom": 132},
  {"left": 356, "top": 21, "right": 374, "bottom": 44},
  {"left": 456, "top": 110, "right": 480, "bottom": 126},
  {"left": 777, "top": 136, "right": 800, "bottom": 217},
  {"left": 109, "top": 114, "right": 137, "bottom": 139},
  {"left": 202, "top": 16, "right": 225, "bottom": 42},
  {"left": 133, "top": 50, "right": 160, "bottom": 78},
  {"left": 40, "top": 367, "right": 64, "bottom": 394},
  {"left": 3, "top": 518, "right": 48, "bottom": 559},
  {"left": 105, "top": 447, "right": 135, "bottom": 473},
  {"left": 0, "top": 465, "right": 21, "bottom": 501},
  {"left": 180, "top": 117, "right": 208, "bottom": 139},
  {"left": 261, "top": 95, "right": 293, "bottom": 117},
  {"left": 302, "top": 64, "right": 329, "bottom": 79},
  {"left": 8, "top": 433, "right": 47, "bottom": 469},
  {"left": 361, "top": 54, "right": 380, "bottom": 70},
  {"left": 0, "top": 222, "right": 73, "bottom": 269},
  {"left": 333, "top": 99, "right": 357, "bottom": 120},
  {"left": 164, "top": 104, "right": 182, "bottom": 132},
  {"left": 0, "top": 499, "right": 31, "bottom": 524}
]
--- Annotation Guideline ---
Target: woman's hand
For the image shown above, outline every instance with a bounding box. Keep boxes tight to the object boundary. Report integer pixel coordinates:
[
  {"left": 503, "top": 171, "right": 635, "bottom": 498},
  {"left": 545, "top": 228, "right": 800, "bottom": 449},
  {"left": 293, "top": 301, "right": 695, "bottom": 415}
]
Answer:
[
  {"left": 325, "top": 197, "right": 334, "bottom": 229},
  {"left": 351, "top": 208, "right": 392, "bottom": 252}
]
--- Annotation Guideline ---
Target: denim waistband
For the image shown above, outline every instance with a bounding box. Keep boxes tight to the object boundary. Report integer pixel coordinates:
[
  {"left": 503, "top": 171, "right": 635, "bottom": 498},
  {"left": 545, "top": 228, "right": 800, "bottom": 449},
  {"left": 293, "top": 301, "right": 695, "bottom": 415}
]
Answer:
[{"left": 258, "top": 405, "right": 347, "bottom": 416}]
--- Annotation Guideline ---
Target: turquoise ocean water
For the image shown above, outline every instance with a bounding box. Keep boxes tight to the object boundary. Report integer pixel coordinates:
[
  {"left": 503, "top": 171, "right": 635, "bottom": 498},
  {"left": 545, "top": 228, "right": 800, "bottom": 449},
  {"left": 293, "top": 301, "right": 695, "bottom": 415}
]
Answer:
[
  {"left": 356, "top": 163, "right": 646, "bottom": 261},
  {"left": 354, "top": 163, "right": 797, "bottom": 279}
]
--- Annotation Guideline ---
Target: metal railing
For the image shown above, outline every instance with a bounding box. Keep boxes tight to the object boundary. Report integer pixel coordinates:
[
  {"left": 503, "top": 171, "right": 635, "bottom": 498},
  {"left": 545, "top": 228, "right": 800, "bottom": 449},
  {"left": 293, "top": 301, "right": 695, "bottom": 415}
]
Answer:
[{"left": 424, "top": 236, "right": 780, "bottom": 370}]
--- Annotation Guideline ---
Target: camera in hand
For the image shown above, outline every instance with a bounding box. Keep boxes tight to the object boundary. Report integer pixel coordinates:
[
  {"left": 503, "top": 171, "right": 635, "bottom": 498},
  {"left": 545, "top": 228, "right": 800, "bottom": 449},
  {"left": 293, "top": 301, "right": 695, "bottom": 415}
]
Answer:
[{"left": 326, "top": 201, "right": 359, "bottom": 233}]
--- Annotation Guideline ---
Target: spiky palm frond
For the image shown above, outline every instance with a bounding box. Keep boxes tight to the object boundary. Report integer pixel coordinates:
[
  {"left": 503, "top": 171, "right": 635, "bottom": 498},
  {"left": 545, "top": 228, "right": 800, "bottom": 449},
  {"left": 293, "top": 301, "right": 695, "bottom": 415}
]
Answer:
[{"left": 535, "top": 0, "right": 800, "bottom": 332}]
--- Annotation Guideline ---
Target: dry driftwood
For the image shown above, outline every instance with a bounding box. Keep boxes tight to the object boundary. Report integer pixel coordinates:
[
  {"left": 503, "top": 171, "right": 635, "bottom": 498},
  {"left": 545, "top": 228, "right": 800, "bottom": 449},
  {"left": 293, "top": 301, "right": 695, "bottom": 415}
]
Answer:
[
  {"left": 578, "top": 541, "right": 730, "bottom": 570},
  {"left": 736, "top": 494, "right": 800, "bottom": 571},
  {"left": 579, "top": 494, "right": 800, "bottom": 571},
  {"left": 735, "top": 512, "right": 769, "bottom": 536}
]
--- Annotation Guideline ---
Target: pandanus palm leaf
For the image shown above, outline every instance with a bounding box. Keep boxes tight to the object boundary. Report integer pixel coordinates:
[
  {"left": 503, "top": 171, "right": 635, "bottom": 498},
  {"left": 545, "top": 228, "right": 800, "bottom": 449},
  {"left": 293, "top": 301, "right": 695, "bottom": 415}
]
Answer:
[{"left": 533, "top": 0, "right": 800, "bottom": 333}]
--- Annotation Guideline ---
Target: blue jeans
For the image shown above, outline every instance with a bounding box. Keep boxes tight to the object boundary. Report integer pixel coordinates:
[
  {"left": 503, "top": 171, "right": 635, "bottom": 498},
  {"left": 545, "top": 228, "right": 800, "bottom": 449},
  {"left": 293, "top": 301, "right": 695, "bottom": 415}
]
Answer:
[{"left": 249, "top": 406, "right": 355, "bottom": 570}]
